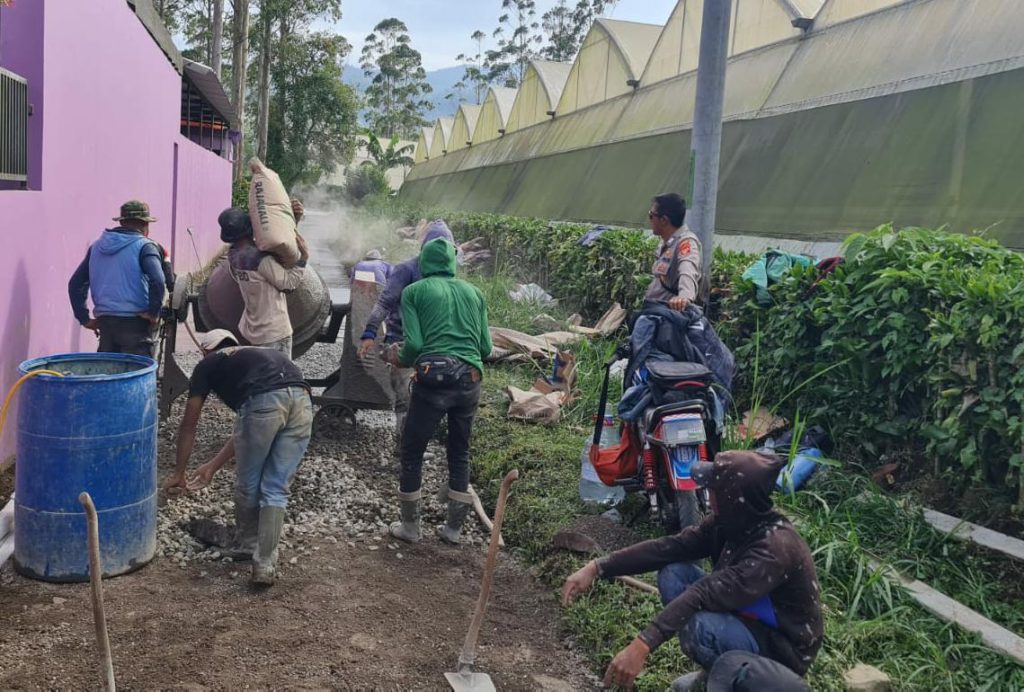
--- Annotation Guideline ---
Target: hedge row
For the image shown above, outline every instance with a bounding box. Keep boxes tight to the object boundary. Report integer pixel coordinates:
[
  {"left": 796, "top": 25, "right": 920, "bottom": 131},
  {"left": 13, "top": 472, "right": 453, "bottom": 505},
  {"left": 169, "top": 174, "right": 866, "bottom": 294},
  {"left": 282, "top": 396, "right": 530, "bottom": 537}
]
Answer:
[
  {"left": 724, "top": 226, "right": 1024, "bottom": 505},
  {"left": 374, "top": 200, "right": 749, "bottom": 319},
  {"left": 377, "top": 200, "right": 1024, "bottom": 504}
]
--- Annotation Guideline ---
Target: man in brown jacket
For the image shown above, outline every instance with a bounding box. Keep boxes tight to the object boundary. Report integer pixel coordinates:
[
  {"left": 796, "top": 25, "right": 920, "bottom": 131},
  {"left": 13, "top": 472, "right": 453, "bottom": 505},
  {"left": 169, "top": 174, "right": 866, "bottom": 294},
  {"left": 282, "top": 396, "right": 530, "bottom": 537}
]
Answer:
[{"left": 562, "top": 451, "right": 823, "bottom": 690}]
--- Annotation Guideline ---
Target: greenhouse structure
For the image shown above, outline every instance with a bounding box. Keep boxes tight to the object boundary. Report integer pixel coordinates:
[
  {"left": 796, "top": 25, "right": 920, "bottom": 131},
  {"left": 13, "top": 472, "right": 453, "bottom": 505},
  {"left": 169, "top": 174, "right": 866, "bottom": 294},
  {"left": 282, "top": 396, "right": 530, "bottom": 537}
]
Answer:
[{"left": 403, "top": 0, "right": 1024, "bottom": 249}]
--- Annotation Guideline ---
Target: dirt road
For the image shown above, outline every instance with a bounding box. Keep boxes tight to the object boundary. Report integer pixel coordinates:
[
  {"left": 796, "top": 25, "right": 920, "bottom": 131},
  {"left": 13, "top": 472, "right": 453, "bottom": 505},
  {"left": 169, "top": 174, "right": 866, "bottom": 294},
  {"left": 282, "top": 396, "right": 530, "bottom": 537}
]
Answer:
[
  {"left": 1, "top": 533, "right": 591, "bottom": 689},
  {"left": 1, "top": 396, "right": 595, "bottom": 690}
]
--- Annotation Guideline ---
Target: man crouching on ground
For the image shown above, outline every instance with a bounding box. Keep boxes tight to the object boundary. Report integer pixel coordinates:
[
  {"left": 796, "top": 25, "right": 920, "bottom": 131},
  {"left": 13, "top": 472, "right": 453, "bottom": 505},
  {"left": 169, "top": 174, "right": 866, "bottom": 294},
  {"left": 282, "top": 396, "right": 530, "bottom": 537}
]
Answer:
[
  {"left": 162, "top": 329, "right": 313, "bottom": 586},
  {"left": 383, "top": 237, "right": 492, "bottom": 545},
  {"left": 562, "top": 451, "right": 823, "bottom": 690}
]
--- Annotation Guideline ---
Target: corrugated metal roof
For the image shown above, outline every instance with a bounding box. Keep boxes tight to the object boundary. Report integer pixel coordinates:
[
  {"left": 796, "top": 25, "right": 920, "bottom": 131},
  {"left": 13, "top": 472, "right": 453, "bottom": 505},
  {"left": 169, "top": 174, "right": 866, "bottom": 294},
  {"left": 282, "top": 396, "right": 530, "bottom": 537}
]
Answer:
[
  {"left": 183, "top": 59, "right": 239, "bottom": 129},
  {"left": 126, "top": 0, "right": 183, "bottom": 74}
]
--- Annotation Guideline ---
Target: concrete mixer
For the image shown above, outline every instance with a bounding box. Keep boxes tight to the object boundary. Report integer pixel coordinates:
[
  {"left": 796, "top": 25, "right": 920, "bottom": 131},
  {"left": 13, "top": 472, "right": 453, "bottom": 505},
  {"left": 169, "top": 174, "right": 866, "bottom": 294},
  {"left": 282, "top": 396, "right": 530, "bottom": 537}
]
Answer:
[{"left": 157, "top": 257, "right": 394, "bottom": 422}]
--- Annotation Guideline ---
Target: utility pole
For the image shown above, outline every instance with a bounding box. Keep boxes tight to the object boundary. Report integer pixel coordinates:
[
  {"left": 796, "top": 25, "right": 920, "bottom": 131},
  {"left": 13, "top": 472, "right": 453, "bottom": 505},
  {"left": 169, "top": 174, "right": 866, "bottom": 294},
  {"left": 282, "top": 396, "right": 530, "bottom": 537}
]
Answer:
[{"left": 689, "top": 0, "right": 732, "bottom": 302}]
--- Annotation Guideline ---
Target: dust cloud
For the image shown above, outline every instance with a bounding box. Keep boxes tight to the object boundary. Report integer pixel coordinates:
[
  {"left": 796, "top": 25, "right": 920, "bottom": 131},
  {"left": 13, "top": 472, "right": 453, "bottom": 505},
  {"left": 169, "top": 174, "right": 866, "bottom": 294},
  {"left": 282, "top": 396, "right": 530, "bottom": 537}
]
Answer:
[{"left": 292, "top": 187, "right": 418, "bottom": 266}]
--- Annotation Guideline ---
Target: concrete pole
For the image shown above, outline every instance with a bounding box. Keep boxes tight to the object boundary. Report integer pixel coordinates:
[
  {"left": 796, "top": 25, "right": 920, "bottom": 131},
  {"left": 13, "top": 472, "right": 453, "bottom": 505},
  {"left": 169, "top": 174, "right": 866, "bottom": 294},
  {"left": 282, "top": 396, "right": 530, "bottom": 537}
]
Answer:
[{"left": 689, "top": 0, "right": 733, "bottom": 302}]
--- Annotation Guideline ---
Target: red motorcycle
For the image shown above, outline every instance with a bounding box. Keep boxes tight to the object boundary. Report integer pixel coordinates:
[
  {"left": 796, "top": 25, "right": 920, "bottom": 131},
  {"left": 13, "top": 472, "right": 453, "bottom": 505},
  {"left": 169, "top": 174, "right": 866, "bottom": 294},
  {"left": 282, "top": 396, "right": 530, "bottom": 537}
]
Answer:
[{"left": 590, "top": 359, "right": 722, "bottom": 533}]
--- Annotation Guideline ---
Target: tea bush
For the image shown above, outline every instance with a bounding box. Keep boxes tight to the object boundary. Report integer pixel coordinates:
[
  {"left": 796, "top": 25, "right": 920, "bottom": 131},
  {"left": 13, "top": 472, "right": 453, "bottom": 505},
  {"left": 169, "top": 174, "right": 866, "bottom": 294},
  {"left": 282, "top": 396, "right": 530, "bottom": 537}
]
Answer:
[
  {"left": 375, "top": 201, "right": 1024, "bottom": 505},
  {"left": 724, "top": 226, "right": 1024, "bottom": 503}
]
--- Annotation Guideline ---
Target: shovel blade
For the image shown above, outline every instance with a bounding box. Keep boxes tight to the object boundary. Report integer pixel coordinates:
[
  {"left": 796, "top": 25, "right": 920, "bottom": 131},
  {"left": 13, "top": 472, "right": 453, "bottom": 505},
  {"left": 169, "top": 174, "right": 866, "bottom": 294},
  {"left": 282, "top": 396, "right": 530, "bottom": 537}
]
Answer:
[{"left": 445, "top": 671, "right": 497, "bottom": 692}]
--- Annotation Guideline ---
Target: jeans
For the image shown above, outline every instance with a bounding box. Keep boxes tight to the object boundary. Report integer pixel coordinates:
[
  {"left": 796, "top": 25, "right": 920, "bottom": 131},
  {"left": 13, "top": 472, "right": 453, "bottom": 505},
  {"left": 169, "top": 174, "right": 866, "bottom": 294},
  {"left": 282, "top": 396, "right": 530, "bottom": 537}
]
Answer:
[
  {"left": 257, "top": 335, "right": 293, "bottom": 359},
  {"left": 97, "top": 316, "right": 155, "bottom": 357},
  {"left": 658, "top": 562, "right": 760, "bottom": 670},
  {"left": 233, "top": 387, "right": 313, "bottom": 509},
  {"left": 399, "top": 377, "right": 480, "bottom": 493}
]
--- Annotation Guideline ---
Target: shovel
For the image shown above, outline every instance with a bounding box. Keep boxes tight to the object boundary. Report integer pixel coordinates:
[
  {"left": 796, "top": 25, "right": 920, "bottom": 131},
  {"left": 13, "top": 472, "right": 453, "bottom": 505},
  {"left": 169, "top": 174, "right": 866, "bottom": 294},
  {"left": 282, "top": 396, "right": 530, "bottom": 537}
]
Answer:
[{"left": 445, "top": 469, "right": 520, "bottom": 692}]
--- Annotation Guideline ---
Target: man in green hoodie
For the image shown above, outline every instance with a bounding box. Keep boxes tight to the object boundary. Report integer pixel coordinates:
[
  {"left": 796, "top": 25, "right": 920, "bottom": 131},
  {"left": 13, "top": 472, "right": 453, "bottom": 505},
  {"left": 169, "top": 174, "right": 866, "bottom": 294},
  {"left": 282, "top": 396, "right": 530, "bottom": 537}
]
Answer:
[{"left": 384, "top": 237, "right": 492, "bottom": 545}]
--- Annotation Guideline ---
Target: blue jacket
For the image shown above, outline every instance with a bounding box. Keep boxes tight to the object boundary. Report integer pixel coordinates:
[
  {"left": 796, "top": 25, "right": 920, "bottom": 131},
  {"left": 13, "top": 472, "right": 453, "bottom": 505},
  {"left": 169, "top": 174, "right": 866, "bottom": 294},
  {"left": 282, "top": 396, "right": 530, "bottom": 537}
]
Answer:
[
  {"left": 68, "top": 228, "right": 165, "bottom": 324},
  {"left": 350, "top": 258, "right": 393, "bottom": 284},
  {"left": 360, "top": 220, "right": 455, "bottom": 343}
]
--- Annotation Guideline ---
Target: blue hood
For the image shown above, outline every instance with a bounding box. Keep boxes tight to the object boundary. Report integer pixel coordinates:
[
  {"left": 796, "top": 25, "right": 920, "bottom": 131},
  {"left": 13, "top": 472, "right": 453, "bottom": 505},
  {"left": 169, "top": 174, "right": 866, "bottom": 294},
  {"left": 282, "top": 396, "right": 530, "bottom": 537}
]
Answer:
[
  {"left": 420, "top": 220, "right": 454, "bottom": 247},
  {"left": 95, "top": 228, "right": 146, "bottom": 255}
]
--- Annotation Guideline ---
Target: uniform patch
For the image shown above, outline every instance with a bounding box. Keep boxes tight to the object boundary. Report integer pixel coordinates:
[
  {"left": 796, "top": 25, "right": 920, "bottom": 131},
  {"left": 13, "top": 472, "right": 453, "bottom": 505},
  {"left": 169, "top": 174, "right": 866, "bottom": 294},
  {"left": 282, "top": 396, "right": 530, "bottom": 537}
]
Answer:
[{"left": 678, "top": 239, "right": 693, "bottom": 257}]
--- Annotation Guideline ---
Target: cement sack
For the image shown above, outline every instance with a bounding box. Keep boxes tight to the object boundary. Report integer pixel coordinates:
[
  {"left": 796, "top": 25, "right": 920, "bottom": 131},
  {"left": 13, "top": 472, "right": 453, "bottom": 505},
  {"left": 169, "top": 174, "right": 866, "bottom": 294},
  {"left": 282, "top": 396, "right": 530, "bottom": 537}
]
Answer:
[
  {"left": 506, "top": 386, "right": 562, "bottom": 425},
  {"left": 248, "top": 158, "right": 300, "bottom": 265}
]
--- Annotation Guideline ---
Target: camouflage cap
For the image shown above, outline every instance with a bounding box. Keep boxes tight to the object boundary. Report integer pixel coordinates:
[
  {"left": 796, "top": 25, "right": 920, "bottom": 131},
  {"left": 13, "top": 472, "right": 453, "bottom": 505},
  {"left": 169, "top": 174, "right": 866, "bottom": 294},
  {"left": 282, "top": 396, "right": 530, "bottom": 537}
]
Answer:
[{"left": 114, "top": 200, "right": 158, "bottom": 223}]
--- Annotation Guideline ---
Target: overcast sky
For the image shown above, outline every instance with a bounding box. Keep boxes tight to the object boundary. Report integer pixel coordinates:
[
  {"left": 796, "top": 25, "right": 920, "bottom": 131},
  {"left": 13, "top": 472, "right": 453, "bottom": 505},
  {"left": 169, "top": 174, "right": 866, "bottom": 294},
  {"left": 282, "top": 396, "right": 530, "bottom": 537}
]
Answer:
[{"left": 320, "top": 0, "right": 679, "bottom": 70}]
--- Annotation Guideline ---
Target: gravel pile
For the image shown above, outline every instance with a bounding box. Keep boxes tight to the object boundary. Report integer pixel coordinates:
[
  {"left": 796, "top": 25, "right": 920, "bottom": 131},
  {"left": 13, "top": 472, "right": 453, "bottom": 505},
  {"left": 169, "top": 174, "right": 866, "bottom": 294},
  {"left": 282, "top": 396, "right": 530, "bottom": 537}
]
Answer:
[{"left": 157, "top": 341, "right": 489, "bottom": 568}]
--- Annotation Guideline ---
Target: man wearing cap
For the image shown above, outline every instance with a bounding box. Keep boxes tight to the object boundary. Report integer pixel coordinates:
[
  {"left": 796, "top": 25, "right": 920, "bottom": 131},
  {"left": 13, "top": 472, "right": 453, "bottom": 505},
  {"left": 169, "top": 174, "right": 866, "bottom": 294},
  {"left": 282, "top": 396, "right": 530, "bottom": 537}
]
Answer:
[
  {"left": 162, "top": 328, "right": 313, "bottom": 586},
  {"left": 218, "top": 201, "right": 309, "bottom": 358},
  {"left": 349, "top": 248, "right": 392, "bottom": 285},
  {"left": 357, "top": 220, "right": 457, "bottom": 464},
  {"left": 562, "top": 451, "right": 823, "bottom": 691},
  {"left": 68, "top": 200, "right": 168, "bottom": 356}
]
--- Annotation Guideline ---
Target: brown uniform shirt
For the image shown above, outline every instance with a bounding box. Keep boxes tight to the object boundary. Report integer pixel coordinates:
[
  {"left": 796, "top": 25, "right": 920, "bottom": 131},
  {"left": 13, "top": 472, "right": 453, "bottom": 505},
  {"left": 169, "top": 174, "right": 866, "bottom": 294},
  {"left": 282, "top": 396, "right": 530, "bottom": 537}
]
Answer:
[{"left": 644, "top": 226, "right": 702, "bottom": 304}]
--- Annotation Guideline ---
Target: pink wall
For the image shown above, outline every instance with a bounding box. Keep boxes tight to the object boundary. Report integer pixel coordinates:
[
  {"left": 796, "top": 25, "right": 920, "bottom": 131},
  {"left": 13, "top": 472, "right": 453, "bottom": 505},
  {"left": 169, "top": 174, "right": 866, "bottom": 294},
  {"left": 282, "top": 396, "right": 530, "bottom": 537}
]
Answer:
[{"left": 0, "top": 0, "right": 231, "bottom": 459}]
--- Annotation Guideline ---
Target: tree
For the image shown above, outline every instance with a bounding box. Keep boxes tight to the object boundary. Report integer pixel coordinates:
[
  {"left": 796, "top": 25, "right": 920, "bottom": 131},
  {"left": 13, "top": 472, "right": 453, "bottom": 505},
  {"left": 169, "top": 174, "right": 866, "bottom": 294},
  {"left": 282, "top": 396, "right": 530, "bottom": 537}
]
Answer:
[
  {"left": 362, "top": 131, "right": 416, "bottom": 171},
  {"left": 485, "top": 0, "right": 542, "bottom": 88},
  {"left": 229, "top": 0, "right": 250, "bottom": 179},
  {"left": 265, "top": 31, "right": 359, "bottom": 187},
  {"left": 541, "top": 0, "right": 618, "bottom": 62},
  {"left": 211, "top": 0, "right": 225, "bottom": 76},
  {"left": 251, "top": 0, "right": 342, "bottom": 160},
  {"left": 154, "top": 0, "right": 190, "bottom": 32},
  {"left": 449, "top": 30, "right": 490, "bottom": 105},
  {"left": 360, "top": 18, "right": 434, "bottom": 139}
]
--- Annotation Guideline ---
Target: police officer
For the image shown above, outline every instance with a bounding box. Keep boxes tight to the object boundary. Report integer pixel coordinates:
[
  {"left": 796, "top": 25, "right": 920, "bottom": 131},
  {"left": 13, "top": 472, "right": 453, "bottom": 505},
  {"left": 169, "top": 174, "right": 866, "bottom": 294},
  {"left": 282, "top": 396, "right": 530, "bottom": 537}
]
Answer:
[{"left": 645, "top": 193, "right": 702, "bottom": 311}]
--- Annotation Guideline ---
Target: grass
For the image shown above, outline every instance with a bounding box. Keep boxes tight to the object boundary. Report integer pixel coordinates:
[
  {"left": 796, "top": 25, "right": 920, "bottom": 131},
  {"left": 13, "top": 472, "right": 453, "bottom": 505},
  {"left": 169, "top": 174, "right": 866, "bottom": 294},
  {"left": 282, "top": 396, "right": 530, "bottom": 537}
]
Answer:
[{"left": 462, "top": 273, "right": 1024, "bottom": 691}]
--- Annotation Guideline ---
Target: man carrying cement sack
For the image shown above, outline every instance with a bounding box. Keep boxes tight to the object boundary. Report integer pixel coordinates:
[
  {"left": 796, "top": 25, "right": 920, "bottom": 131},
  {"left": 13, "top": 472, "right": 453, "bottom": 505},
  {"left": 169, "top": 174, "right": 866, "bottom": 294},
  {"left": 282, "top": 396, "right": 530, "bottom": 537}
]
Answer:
[
  {"left": 162, "top": 329, "right": 312, "bottom": 586},
  {"left": 383, "top": 237, "right": 492, "bottom": 545},
  {"left": 248, "top": 158, "right": 302, "bottom": 266},
  {"left": 219, "top": 204, "right": 308, "bottom": 358},
  {"left": 68, "top": 200, "right": 167, "bottom": 357},
  {"left": 357, "top": 220, "right": 457, "bottom": 462}
]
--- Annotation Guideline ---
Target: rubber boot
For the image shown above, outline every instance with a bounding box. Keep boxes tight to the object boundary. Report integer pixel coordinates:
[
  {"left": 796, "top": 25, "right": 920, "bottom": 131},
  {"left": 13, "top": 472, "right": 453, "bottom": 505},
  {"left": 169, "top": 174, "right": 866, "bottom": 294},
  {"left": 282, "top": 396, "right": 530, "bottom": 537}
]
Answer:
[
  {"left": 389, "top": 490, "right": 422, "bottom": 543},
  {"left": 251, "top": 506, "right": 286, "bottom": 586},
  {"left": 223, "top": 496, "right": 259, "bottom": 562},
  {"left": 669, "top": 670, "right": 707, "bottom": 692},
  {"left": 438, "top": 489, "right": 473, "bottom": 545}
]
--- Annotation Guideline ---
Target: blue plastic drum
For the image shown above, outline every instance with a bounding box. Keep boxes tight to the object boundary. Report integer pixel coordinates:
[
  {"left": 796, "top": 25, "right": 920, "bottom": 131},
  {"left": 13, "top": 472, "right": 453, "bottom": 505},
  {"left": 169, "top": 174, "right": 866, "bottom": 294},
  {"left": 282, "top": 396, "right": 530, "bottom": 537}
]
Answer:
[{"left": 14, "top": 353, "right": 157, "bottom": 582}]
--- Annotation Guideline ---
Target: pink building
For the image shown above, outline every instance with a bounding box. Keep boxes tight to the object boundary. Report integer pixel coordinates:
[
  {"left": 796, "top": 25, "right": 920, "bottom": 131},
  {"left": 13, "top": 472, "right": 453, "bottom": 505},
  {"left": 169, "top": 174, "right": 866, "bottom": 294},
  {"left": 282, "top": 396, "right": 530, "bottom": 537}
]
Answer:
[{"left": 0, "top": 0, "right": 234, "bottom": 459}]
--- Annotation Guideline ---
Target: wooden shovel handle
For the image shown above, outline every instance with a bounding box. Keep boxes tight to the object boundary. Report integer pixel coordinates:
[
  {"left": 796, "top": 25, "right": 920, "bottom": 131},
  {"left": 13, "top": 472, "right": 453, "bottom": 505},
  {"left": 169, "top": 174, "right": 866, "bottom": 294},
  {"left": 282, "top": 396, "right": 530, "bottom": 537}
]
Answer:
[
  {"left": 458, "top": 470, "right": 519, "bottom": 669},
  {"left": 79, "top": 492, "right": 116, "bottom": 692}
]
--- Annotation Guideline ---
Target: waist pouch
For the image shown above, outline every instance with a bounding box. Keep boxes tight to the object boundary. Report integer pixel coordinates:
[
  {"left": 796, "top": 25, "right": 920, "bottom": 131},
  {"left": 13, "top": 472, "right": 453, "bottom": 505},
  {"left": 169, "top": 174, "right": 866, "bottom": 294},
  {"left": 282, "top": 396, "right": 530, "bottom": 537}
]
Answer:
[{"left": 414, "top": 355, "right": 470, "bottom": 388}]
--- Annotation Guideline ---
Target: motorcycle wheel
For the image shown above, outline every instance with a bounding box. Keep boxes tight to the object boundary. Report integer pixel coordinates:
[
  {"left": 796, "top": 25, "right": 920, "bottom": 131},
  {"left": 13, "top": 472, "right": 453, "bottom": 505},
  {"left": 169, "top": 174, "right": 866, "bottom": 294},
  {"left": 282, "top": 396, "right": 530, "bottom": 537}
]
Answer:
[{"left": 660, "top": 489, "right": 702, "bottom": 534}]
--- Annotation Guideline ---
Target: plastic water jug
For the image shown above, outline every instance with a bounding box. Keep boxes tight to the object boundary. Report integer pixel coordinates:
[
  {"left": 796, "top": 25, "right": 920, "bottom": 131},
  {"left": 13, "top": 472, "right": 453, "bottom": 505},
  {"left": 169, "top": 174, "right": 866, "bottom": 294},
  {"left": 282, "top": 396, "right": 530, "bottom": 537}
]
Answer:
[{"left": 579, "top": 415, "right": 625, "bottom": 507}]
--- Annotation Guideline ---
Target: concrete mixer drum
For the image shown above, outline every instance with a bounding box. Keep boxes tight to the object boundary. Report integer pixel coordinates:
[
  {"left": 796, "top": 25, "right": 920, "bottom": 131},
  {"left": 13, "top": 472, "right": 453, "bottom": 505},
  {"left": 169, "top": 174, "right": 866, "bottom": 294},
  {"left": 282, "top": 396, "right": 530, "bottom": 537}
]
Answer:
[{"left": 195, "top": 259, "right": 332, "bottom": 358}]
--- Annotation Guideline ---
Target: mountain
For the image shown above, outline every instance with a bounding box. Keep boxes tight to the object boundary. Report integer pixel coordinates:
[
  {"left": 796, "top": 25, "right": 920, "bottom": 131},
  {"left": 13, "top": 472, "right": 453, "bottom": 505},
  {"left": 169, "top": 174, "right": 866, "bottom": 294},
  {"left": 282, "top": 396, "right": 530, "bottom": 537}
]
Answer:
[{"left": 343, "top": 64, "right": 471, "bottom": 124}]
